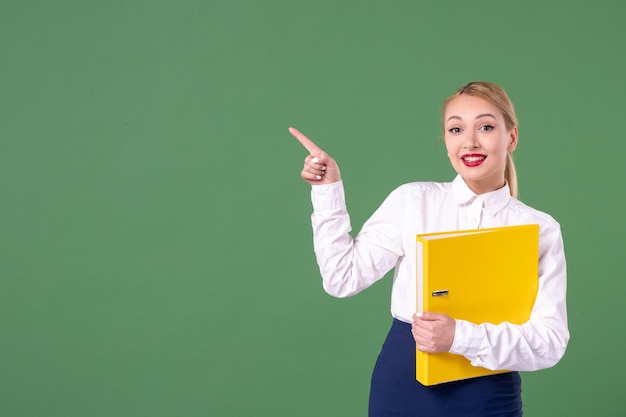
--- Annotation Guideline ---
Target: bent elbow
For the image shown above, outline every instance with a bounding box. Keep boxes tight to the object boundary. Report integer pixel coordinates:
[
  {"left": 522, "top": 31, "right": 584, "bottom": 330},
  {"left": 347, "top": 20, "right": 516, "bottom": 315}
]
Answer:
[
  {"left": 550, "top": 328, "right": 570, "bottom": 365},
  {"left": 322, "top": 279, "right": 360, "bottom": 298},
  {"left": 530, "top": 325, "right": 570, "bottom": 371}
]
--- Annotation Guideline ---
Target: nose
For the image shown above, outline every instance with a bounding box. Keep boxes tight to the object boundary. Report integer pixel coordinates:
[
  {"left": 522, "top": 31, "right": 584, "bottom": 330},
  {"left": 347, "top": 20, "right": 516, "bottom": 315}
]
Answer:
[{"left": 463, "top": 130, "right": 479, "bottom": 149}]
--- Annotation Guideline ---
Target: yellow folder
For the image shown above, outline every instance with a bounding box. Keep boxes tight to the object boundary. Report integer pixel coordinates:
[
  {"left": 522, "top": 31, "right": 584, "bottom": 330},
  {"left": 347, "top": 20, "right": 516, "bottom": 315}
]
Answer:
[{"left": 415, "top": 224, "right": 539, "bottom": 386}]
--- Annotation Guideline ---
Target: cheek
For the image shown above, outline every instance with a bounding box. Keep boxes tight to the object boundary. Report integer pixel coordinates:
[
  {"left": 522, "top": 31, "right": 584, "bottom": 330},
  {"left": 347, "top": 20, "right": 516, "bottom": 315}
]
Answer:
[
  {"left": 443, "top": 138, "right": 455, "bottom": 155},
  {"left": 444, "top": 143, "right": 460, "bottom": 161}
]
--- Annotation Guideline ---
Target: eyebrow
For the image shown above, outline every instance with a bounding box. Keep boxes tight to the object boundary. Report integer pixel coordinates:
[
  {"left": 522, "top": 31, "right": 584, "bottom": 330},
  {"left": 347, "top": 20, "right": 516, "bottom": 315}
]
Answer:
[{"left": 446, "top": 113, "right": 497, "bottom": 122}]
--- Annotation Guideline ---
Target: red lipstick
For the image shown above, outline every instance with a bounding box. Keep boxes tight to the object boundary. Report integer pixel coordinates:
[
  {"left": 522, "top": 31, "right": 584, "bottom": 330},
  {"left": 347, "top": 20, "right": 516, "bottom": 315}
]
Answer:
[{"left": 461, "top": 153, "right": 486, "bottom": 167}]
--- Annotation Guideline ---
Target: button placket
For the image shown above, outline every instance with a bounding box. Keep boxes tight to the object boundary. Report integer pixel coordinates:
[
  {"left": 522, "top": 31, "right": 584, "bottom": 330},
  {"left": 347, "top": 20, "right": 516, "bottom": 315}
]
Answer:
[{"left": 468, "top": 197, "right": 484, "bottom": 229}]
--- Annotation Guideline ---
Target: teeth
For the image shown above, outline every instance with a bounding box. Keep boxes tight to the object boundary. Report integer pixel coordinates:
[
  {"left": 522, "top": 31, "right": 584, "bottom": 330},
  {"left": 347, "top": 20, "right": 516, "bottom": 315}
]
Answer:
[{"left": 463, "top": 156, "right": 485, "bottom": 162}]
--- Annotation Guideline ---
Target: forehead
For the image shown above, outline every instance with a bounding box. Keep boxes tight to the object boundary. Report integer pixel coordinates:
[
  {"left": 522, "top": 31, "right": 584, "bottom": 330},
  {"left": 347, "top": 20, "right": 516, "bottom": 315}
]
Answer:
[{"left": 444, "top": 95, "right": 503, "bottom": 121}]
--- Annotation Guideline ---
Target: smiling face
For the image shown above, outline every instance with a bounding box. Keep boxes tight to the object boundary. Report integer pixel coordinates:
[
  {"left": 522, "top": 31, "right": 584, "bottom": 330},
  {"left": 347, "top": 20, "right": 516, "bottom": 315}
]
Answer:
[{"left": 443, "top": 94, "right": 518, "bottom": 195}]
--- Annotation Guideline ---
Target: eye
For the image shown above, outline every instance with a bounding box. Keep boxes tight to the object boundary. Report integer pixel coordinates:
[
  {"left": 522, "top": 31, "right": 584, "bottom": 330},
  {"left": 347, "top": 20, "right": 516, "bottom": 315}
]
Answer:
[
  {"left": 479, "top": 125, "right": 494, "bottom": 131},
  {"left": 448, "top": 127, "right": 462, "bottom": 133}
]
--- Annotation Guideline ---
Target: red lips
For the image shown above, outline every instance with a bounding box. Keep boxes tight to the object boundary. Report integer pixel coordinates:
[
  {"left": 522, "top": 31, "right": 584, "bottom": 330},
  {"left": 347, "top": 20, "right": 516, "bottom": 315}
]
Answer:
[{"left": 461, "top": 153, "right": 486, "bottom": 167}]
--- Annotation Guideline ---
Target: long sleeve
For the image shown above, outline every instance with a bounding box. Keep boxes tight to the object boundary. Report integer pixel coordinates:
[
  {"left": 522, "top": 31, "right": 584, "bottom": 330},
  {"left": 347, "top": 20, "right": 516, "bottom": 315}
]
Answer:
[
  {"left": 310, "top": 181, "right": 404, "bottom": 298},
  {"left": 449, "top": 220, "right": 570, "bottom": 371},
  {"left": 308, "top": 176, "right": 570, "bottom": 372}
]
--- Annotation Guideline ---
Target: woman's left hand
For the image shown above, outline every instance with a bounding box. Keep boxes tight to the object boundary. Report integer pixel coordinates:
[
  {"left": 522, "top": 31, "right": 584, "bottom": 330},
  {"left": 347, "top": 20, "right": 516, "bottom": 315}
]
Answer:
[{"left": 412, "top": 312, "right": 456, "bottom": 353}]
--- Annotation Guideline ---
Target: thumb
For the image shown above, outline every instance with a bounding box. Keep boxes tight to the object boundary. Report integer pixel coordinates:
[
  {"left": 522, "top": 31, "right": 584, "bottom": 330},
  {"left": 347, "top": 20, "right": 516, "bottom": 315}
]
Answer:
[{"left": 414, "top": 311, "right": 443, "bottom": 321}]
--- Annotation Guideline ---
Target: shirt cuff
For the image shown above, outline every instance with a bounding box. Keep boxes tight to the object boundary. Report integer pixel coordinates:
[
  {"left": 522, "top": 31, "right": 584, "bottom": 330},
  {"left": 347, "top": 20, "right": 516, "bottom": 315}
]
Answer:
[
  {"left": 449, "top": 319, "right": 484, "bottom": 359},
  {"left": 310, "top": 181, "right": 346, "bottom": 212}
]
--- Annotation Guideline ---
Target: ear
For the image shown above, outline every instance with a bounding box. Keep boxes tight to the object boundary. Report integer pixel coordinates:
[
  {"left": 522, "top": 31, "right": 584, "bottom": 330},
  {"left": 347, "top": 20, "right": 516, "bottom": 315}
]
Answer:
[{"left": 507, "top": 126, "right": 519, "bottom": 152}]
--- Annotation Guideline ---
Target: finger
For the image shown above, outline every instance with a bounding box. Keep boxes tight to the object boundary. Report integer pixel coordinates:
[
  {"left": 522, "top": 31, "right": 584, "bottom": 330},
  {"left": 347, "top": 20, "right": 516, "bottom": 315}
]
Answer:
[
  {"left": 303, "top": 166, "right": 326, "bottom": 178},
  {"left": 305, "top": 154, "right": 328, "bottom": 170},
  {"left": 413, "top": 333, "right": 434, "bottom": 352},
  {"left": 412, "top": 319, "right": 433, "bottom": 335},
  {"left": 289, "top": 127, "right": 322, "bottom": 155},
  {"left": 411, "top": 325, "right": 421, "bottom": 341},
  {"left": 301, "top": 171, "right": 325, "bottom": 182},
  {"left": 413, "top": 312, "right": 432, "bottom": 326},
  {"left": 417, "top": 343, "right": 435, "bottom": 353},
  {"left": 413, "top": 320, "right": 436, "bottom": 334}
]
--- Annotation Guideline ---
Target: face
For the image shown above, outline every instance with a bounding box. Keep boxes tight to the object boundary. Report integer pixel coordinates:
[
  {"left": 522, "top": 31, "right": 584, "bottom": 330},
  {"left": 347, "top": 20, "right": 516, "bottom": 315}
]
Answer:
[{"left": 443, "top": 95, "right": 518, "bottom": 195}]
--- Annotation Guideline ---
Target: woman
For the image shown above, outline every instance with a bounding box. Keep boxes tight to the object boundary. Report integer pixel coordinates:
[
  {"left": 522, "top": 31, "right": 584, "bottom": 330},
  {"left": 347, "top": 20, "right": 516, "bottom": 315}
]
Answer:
[{"left": 290, "top": 81, "right": 569, "bottom": 417}]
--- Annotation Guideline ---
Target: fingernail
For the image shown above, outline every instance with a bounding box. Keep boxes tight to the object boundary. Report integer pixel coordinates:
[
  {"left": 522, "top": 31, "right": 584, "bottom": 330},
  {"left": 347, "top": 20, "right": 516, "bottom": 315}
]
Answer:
[
  {"left": 416, "top": 312, "right": 423, "bottom": 318},
  {"left": 321, "top": 166, "right": 327, "bottom": 171},
  {"left": 316, "top": 175, "right": 322, "bottom": 180},
  {"left": 311, "top": 157, "right": 319, "bottom": 163}
]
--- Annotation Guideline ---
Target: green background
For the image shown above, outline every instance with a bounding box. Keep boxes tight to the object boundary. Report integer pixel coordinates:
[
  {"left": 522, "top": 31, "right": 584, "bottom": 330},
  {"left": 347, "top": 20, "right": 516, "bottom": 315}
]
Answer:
[{"left": 2, "top": 1, "right": 624, "bottom": 416}]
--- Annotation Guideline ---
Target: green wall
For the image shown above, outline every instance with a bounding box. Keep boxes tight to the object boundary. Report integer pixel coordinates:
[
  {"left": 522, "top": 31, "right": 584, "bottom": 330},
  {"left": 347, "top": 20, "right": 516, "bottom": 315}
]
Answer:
[{"left": 2, "top": 1, "right": 624, "bottom": 415}]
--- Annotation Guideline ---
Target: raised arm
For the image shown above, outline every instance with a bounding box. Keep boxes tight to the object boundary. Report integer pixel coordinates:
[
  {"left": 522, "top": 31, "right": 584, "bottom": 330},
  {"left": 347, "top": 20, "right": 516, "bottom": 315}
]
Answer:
[{"left": 289, "top": 127, "right": 403, "bottom": 298}]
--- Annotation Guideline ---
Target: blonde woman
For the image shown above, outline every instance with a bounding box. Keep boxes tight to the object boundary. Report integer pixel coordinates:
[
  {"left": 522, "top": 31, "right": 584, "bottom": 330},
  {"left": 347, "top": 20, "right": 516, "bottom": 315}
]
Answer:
[{"left": 290, "top": 81, "right": 569, "bottom": 417}]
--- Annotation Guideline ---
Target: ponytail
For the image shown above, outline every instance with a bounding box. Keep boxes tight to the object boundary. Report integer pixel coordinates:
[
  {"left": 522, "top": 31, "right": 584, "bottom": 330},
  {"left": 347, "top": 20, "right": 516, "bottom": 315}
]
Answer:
[{"left": 505, "top": 152, "right": 518, "bottom": 199}]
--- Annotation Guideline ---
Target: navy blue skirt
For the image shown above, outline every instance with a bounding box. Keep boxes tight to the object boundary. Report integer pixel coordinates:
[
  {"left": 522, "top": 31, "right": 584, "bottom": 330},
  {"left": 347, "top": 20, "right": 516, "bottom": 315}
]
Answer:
[{"left": 369, "top": 319, "right": 522, "bottom": 417}]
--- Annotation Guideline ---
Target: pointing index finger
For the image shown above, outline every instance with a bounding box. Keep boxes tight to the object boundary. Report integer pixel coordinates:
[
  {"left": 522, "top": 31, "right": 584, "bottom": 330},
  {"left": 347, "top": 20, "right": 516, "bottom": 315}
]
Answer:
[{"left": 289, "top": 127, "right": 321, "bottom": 155}]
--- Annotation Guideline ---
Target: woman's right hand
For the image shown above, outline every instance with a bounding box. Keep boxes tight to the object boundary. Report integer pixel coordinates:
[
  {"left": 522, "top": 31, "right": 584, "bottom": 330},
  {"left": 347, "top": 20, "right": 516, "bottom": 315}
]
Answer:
[{"left": 289, "top": 127, "right": 341, "bottom": 185}]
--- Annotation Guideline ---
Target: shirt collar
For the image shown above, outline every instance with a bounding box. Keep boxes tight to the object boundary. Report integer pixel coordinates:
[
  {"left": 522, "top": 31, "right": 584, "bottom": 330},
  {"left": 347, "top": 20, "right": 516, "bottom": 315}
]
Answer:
[{"left": 451, "top": 175, "right": 512, "bottom": 215}]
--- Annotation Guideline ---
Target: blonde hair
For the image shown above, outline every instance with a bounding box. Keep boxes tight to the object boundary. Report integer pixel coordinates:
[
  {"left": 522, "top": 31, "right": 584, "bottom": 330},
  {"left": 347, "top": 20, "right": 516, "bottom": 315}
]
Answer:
[{"left": 443, "top": 81, "right": 519, "bottom": 199}]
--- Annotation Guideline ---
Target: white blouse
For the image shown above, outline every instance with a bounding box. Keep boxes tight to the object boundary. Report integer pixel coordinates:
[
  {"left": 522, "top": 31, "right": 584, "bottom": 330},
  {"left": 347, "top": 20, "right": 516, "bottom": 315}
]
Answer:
[{"left": 309, "top": 175, "right": 569, "bottom": 372}]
